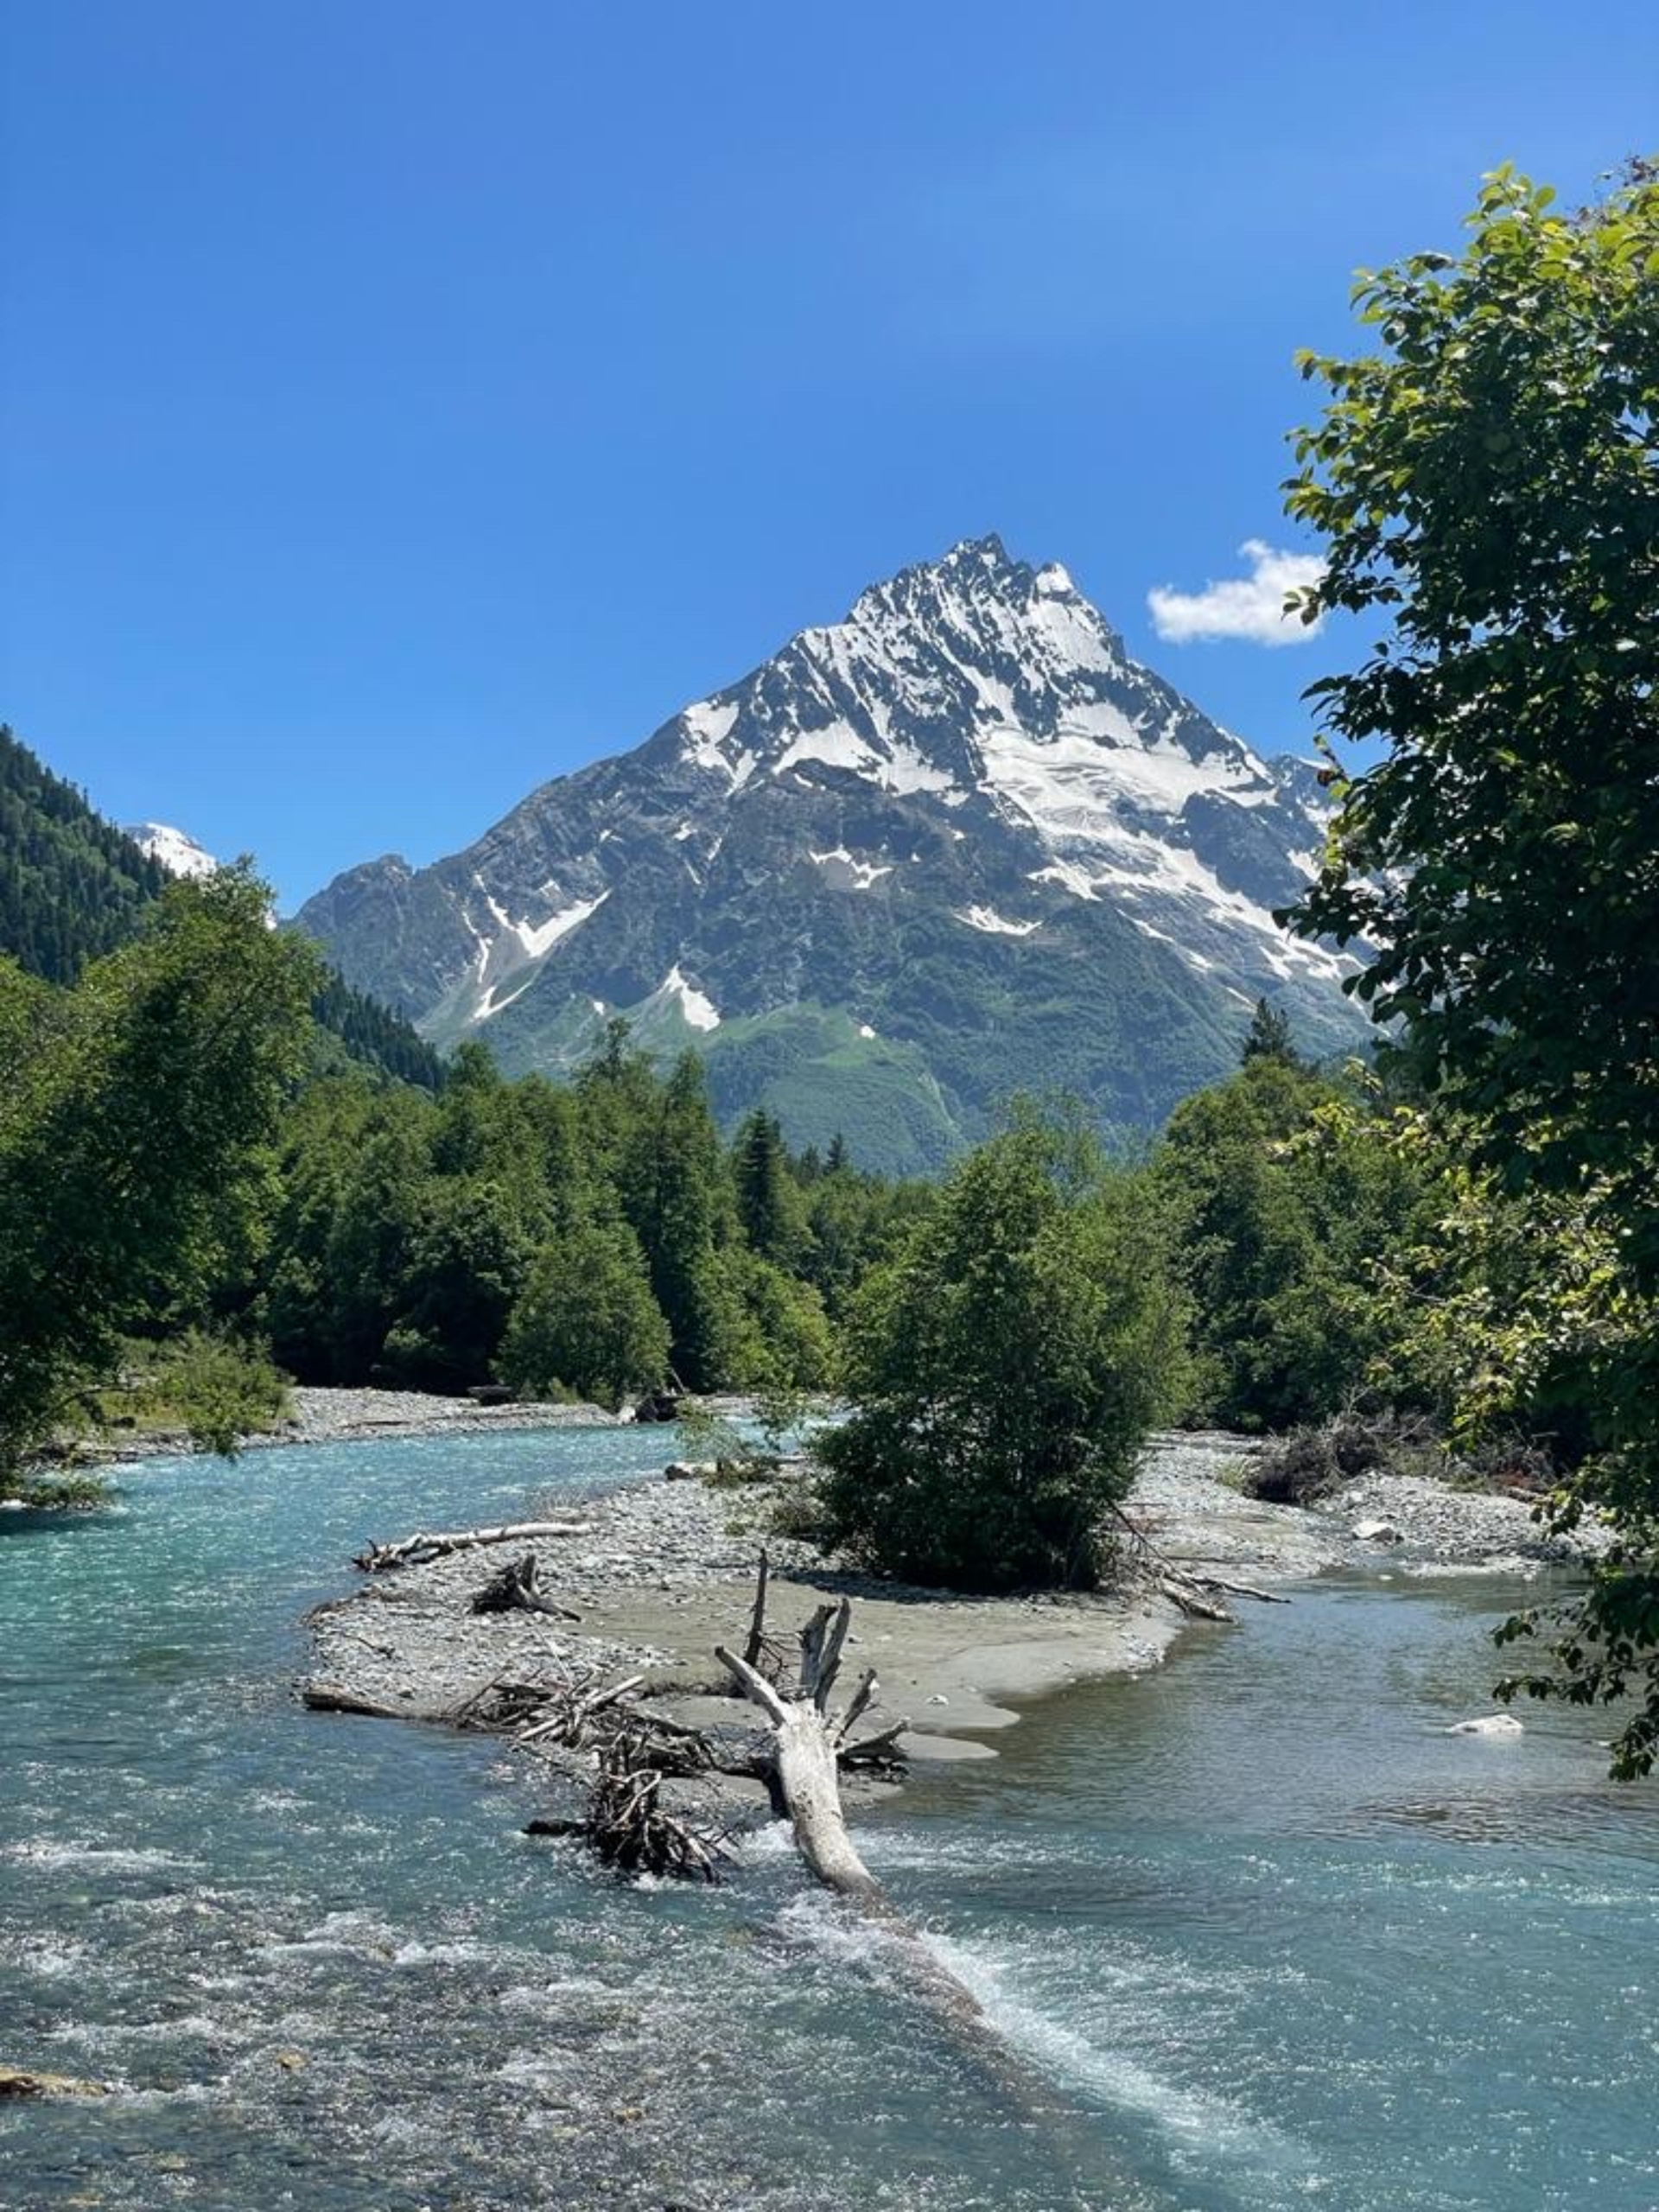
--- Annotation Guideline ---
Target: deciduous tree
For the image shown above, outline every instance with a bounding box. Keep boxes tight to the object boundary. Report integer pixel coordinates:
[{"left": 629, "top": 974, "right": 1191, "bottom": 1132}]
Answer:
[
  {"left": 1283, "top": 160, "right": 1659, "bottom": 1771},
  {"left": 816, "top": 1117, "right": 1188, "bottom": 1591},
  {"left": 0, "top": 871, "right": 317, "bottom": 1491}
]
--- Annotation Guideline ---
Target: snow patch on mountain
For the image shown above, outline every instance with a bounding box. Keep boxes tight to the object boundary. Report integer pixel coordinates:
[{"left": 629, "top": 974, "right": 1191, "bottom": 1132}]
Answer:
[
  {"left": 658, "top": 964, "right": 720, "bottom": 1032},
  {"left": 810, "top": 847, "right": 893, "bottom": 890},
  {"left": 477, "top": 973, "right": 537, "bottom": 1020},
  {"left": 513, "top": 891, "right": 608, "bottom": 960},
  {"left": 1031, "top": 859, "right": 1101, "bottom": 901},
  {"left": 125, "top": 822, "right": 219, "bottom": 880},
  {"left": 980, "top": 725, "right": 1269, "bottom": 830},
  {"left": 957, "top": 906, "right": 1041, "bottom": 938}
]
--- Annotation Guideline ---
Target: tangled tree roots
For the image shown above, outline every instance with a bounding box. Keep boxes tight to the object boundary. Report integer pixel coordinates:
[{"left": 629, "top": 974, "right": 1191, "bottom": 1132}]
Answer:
[
  {"left": 583, "top": 1728, "right": 734, "bottom": 1883},
  {"left": 468, "top": 1551, "right": 582, "bottom": 1621}
]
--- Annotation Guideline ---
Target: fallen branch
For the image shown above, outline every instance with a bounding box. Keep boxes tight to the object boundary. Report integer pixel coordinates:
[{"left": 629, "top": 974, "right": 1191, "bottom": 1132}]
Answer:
[
  {"left": 1107, "top": 1503, "right": 1292, "bottom": 1623},
  {"left": 1156, "top": 1575, "right": 1234, "bottom": 1623},
  {"left": 837, "top": 1718, "right": 907, "bottom": 1770},
  {"left": 583, "top": 1727, "right": 734, "bottom": 1882},
  {"left": 448, "top": 1665, "right": 562, "bottom": 1727},
  {"left": 1192, "top": 1570, "right": 1290, "bottom": 1605},
  {"left": 743, "top": 1548, "right": 771, "bottom": 1666},
  {"left": 353, "top": 1520, "right": 591, "bottom": 1573},
  {"left": 301, "top": 1685, "right": 414, "bottom": 1719}
]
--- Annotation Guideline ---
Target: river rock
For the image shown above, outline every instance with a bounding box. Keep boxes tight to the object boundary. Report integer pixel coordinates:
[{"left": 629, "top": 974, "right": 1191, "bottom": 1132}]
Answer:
[
  {"left": 1446, "top": 1713, "right": 1524, "bottom": 1737},
  {"left": 1352, "top": 1517, "right": 1403, "bottom": 1543},
  {"left": 0, "top": 2065, "right": 112, "bottom": 2099}
]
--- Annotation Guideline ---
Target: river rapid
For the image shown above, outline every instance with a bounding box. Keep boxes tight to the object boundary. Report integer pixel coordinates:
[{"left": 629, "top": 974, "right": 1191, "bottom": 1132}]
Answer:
[{"left": 2, "top": 1431, "right": 1655, "bottom": 2211}]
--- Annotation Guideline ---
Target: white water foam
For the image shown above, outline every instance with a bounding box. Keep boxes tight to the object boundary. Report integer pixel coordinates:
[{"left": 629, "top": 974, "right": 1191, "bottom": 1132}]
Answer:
[
  {"left": 924, "top": 1930, "right": 1320, "bottom": 2186},
  {"left": 3, "top": 1839, "right": 195, "bottom": 1874},
  {"left": 257, "top": 1906, "right": 404, "bottom": 1958},
  {"left": 497, "top": 2049, "right": 582, "bottom": 2088},
  {"left": 0, "top": 1936, "right": 95, "bottom": 1979},
  {"left": 736, "top": 1819, "right": 798, "bottom": 1864},
  {"left": 49, "top": 2011, "right": 248, "bottom": 2048},
  {"left": 392, "top": 1937, "right": 514, "bottom": 1968}
]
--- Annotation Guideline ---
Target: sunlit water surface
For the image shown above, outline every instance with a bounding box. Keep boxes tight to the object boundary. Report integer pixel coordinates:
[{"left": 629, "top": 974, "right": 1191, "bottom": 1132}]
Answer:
[{"left": 2, "top": 1433, "right": 1655, "bottom": 2211}]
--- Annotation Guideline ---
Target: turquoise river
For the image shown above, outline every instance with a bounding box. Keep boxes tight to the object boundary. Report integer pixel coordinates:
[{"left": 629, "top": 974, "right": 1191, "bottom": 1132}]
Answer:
[{"left": 2, "top": 1429, "right": 1655, "bottom": 2211}]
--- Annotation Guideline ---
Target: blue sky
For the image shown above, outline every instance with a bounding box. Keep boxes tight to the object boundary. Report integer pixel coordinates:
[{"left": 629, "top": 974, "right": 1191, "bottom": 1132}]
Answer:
[{"left": 2, "top": 3, "right": 1650, "bottom": 909}]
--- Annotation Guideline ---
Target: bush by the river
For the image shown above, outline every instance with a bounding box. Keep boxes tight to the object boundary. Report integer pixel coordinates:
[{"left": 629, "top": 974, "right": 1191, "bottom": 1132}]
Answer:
[{"left": 815, "top": 1114, "right": 1191, "bottom": 1592}]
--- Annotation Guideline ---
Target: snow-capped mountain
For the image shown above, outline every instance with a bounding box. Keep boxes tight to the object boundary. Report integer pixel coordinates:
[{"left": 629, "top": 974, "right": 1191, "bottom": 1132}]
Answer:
[
  {"left": 125, "top": 821, "right": 219, "bottom": 880},
  {"left": 298, "top": 537, "right": 1360, "bottom": 1172}
]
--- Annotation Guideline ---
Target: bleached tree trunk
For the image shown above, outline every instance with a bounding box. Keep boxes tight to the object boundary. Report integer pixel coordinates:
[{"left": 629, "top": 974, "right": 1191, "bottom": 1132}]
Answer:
[
  {"left": 353, "top": 1519, "right": 590, "bottom": 1572},
  {"left": 716, "top": 1596, "right": 893, "bottom": 1907}
]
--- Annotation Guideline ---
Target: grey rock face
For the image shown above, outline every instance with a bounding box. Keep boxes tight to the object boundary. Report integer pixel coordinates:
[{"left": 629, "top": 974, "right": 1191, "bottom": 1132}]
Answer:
[{"left": 297, "top": 536, "right": 1364, "bottom": 1171}]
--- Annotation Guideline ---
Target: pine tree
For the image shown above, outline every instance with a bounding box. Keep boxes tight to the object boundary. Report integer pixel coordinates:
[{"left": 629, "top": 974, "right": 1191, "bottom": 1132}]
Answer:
[
  {"left": 624, "top": 1053, "right": 741, "bottom": 1389},
  {"left": 1241, "top": 997, "right": 1299, "bottom": 1067},
  {"left": 734, "top": 1109, "right": 803, "bottom": 1264}
]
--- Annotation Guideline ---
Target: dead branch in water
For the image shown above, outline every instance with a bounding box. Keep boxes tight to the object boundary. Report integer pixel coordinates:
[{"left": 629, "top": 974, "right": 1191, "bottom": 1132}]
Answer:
[
  {"left": 504, "top": 1671, "right": 736, "bottom": 1878},
  {"left": 1107, "top": 1505, "right": 1290, "bottom": 1621},
  {"left": 582, "top": 1726, "right": 734, "bottom": 1882}
]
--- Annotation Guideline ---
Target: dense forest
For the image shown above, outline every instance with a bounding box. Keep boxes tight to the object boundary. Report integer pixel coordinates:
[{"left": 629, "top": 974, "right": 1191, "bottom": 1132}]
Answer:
[
  {"left": 0, "top": 835, "right": 1602, "bottom": 1503},
  {"left": 246, "top": 1027, "right": 932, "bottom": 1402},
  {"left": 0, "top": 855, "right": 1511, "bottom": 1476}
]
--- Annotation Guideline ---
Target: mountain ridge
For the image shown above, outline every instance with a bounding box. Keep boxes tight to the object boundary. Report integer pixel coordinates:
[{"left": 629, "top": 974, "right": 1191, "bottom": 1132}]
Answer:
[{"left": 298, "top": 537, "right": 1362, "bottom": 1170}]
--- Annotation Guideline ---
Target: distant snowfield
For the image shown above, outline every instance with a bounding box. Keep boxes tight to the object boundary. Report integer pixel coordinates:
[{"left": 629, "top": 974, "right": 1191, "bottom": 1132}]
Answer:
[
  {"left": 659, "top": 963, "right": 720, "bottom": 1031},
  {"left": 125, "top": 821, "right": 219, "bottom": 880},
  {"left": 810, "top": 846, "right": 893, "bottom": 890},
  {"left": 957, "top": 905, "right": 1040, "bottom": 938}
]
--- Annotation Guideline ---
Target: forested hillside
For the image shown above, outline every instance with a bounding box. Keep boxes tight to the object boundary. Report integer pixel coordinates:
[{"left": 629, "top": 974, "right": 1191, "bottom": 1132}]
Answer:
[
  {"left": 0, "top": 725, "right": 444, "bottom": 1089},
  {"left": 0, "top": 725, "right": 168, "bottom": 981}
]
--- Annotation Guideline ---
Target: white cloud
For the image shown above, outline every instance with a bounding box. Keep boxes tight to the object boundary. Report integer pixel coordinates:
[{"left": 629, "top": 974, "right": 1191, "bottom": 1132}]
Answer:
[{"left": 1147, "top": 540, "right": 1325, "bottom": 648}]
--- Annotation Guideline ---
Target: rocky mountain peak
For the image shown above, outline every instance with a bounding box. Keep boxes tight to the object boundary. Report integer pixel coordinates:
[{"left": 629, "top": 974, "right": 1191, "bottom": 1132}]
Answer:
[{"left": 296, "top": 536, "right": 1363, "bottom": 1173}]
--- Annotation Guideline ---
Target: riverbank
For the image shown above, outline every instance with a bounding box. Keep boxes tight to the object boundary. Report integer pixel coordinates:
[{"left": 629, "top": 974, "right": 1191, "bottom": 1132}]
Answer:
[
  {"left": 68, "top": 1382, "right": 628, "bottom": 1465},
  {"left": 302, "top": 1433, "right": 1589, "bottom": 1802}
]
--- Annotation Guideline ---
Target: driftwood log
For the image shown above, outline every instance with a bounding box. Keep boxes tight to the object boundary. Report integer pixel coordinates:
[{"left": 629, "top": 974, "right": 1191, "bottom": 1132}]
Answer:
[
  {"left": 1157, "top": 1568, "right": 1290, "bottom": 1620},
  {"left": 1106, "top": 1504, "right": 1290, "bottom": 1621},
  {"left": 353, "top": 1519, "right": 590, "bottom": 1573},
  {"left": 301, "top": 1685, "right": 416, "bottom": 1719},
  {"left": 717, "top": 1593, "right": 896, "bottom": 1903}
]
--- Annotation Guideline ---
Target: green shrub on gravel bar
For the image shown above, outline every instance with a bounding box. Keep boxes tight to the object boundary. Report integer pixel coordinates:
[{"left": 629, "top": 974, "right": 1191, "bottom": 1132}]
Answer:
[{"left": 815, "top": 1114, "right": 1189, "bottom": 1592}]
